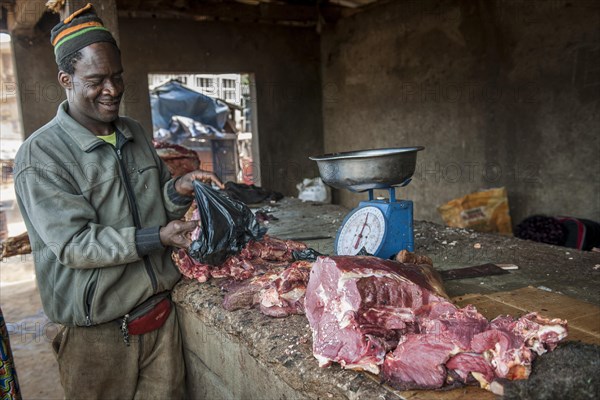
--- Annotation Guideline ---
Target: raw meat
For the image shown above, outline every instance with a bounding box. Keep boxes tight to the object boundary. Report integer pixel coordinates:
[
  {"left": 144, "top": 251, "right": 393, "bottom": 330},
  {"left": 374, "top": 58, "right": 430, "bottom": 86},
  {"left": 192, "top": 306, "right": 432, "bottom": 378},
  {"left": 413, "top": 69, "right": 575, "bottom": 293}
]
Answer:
[
  {"left": 173, "top": 233, "right": 307, "bottom": 282},
  {"left": 1, "top": 231, "right": 31, "bottom": 258},
  {"left": 304, "top": 256, "right": 451, "bottom": 375},
  {"left": 417, "top": 303, "right": 489, "bottom": 350},
  {"left": 240, "top": 236, "right": 308, "bottom": 261},
  {"left": 464, "top": 312, "right": 568, "bottom": 387},
  {"left": 381, "top": 301, "right": 489, "bottom": 387},
  {"left": 258, "top": 260, "right": 312, "bottom": 317},
  {"left": 395, "top": 249, "right": 433, "bottom": 266},
  {"left": 446, "top": 352, "right": 495, "bottom": 386},
  {"left": 222, "top": 270, "right": 282, "bottom": 311},
  {"left": 304, "top": 255, "right": 568, "bottom": 392},
  {"left": 172, "top": 248, "right": 211, "bottom": 283},
  {"left": 382, "top": 334, "right": 461, "bottom": 389},
  {"left": 153, "top": 141, "right": 199, "bottom": 177},
  {"left": 222, "top": 261, "right": 313, "bottom": 318}
]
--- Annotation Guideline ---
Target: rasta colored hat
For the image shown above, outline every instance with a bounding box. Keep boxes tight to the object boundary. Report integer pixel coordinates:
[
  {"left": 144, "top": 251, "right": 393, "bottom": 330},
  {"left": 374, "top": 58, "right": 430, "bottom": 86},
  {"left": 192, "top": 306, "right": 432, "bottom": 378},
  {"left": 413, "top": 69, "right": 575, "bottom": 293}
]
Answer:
[{"left": 50, "top": 3, "right": 118, "bottom": 65}]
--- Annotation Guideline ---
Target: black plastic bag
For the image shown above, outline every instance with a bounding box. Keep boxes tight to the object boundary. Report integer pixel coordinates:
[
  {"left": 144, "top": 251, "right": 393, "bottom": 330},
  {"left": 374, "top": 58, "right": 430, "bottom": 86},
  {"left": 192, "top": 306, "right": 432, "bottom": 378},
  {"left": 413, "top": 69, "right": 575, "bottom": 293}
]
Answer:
[
  {"left": 292, "top": 248, "right": 325, "bottom": 262},
  {"left": 188, "top": 181, "right": 266, "bottom": 265},
  {"left": 223, "top": 182, "right": 283, "bottom": 204}
]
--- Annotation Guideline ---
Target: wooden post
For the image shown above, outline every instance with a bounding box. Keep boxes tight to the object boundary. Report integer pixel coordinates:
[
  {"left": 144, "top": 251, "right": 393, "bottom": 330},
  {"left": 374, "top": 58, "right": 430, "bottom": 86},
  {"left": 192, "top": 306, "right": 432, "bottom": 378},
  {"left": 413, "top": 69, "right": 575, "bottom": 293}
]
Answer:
[{"left": 59, "top": 0, "right": 120, "bottom": 46}]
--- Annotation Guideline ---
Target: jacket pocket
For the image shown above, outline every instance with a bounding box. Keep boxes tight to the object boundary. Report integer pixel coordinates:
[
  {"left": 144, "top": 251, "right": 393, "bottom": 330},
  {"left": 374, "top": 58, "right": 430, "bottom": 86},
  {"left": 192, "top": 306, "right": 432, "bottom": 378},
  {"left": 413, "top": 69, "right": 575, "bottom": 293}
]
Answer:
[
  {"left": 132, "top": 164, "right": 160, "bottom": 192},
  {"left": 82, "top": 269, "right": 99, "bottom": 326},
  {"left": 137, "top": 165, "right": 158, "bottom": 174}
]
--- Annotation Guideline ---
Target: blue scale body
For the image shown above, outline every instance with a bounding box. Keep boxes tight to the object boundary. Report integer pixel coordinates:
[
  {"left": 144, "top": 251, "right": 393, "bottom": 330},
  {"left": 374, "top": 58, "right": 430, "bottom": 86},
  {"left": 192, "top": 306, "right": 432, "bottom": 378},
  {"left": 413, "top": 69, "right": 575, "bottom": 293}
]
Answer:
[{"left": 334, "top": 187, "right": 414, "bottom": 259}]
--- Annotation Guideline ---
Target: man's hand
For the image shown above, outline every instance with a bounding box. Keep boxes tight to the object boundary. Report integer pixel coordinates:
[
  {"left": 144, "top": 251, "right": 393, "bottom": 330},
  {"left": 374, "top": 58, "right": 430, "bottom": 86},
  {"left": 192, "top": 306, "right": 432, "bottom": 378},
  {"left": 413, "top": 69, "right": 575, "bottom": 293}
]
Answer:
[
  {"left": 175, "top": 170, "right": 225, "bottom": 196},
  {"left": 159, "top": 220, "right": 199, "bottom": 249}
]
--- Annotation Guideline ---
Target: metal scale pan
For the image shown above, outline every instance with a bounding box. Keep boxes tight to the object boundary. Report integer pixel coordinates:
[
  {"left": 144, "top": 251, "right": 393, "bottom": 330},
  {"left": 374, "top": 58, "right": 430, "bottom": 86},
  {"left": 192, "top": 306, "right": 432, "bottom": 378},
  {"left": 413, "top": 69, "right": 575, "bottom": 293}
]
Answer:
[
  {"left": 310, "top": 147, "right": 424, "bottom": 259},
  {"left": 309, "top": 147, "right": 424, "bottom": 192}
]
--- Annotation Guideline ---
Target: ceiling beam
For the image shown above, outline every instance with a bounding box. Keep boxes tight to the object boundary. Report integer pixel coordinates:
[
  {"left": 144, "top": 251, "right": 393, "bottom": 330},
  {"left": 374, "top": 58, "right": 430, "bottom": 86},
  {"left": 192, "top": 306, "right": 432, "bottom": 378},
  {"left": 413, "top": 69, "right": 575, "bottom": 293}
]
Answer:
[
  {"left": 117, "top": 1, "right": 350, "bottom": 26},
  {"left": 330, "top": 0, "right": 378, "bottom": 8}
]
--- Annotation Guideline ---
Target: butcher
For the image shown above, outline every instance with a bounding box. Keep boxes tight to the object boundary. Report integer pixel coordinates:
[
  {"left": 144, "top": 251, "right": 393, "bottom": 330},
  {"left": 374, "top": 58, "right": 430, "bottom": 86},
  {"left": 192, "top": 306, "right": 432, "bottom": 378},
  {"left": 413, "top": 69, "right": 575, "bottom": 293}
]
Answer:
[{"left": 13, "top": 3, "right": 208, "bottom": 398}]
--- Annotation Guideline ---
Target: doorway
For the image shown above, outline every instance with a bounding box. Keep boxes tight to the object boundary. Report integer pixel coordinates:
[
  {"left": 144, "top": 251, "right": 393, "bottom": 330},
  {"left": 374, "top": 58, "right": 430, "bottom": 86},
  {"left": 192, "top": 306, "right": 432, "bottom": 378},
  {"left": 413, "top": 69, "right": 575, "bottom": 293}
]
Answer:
[{"left": 147, "top": 73, "right": 258, "bottom": 185}]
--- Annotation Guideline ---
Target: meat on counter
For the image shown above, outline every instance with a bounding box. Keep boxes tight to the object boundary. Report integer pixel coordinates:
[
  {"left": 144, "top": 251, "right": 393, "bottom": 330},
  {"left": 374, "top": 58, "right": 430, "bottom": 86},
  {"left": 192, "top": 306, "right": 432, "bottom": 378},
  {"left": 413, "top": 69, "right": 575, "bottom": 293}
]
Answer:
[{"left": 304, "top": 255, "right": 567, "bottom": 393}]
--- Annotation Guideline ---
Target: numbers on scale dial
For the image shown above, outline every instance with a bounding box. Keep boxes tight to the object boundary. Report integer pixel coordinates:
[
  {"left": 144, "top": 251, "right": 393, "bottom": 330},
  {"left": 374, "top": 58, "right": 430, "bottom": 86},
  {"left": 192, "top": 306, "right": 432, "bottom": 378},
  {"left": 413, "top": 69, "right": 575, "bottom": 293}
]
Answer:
[{"left": 337, "top": 206, "right": 386, "bottom": 255}]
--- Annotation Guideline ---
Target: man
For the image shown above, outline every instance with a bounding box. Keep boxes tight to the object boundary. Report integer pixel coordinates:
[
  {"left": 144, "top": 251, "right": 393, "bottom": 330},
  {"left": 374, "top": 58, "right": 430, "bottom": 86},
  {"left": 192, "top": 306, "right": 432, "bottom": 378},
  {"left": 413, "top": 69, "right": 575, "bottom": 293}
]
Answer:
[{"left": 14, "top": 4, "right": 212, "bottom": 398}]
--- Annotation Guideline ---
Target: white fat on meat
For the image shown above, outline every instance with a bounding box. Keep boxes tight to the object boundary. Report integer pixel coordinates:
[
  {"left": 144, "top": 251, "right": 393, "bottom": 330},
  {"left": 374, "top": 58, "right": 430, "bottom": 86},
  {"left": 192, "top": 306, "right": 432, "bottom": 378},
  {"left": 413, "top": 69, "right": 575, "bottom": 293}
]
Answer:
[{"left": 259, "top": 287, "right": 284, "bottom": 308}]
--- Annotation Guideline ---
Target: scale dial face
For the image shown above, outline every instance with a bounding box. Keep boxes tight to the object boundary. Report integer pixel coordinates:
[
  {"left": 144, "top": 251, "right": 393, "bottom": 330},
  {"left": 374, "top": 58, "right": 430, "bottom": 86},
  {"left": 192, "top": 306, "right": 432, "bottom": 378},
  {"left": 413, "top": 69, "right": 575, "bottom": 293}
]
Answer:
[{"left": 336, "top": 206, "right": 386, "bottom": 256}]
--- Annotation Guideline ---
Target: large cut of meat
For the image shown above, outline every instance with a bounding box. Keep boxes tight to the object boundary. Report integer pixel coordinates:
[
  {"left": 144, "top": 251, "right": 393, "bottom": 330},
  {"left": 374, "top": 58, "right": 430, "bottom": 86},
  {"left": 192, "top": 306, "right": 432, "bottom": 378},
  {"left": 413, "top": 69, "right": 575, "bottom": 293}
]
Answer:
[
  {"left": 304, "top": 256, "right": 451, "bottom": 374},
  {"left": 304, "top": 255, "right": 568, "bottom": 392}
]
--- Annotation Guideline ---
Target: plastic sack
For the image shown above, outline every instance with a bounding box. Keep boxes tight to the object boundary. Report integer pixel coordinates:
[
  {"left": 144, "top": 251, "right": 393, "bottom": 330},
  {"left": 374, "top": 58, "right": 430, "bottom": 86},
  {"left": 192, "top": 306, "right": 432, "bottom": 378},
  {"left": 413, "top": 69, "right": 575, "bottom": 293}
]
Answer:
[
  {"left": 437, "top": 187, "right": 513, "bottom": 235},
  {"left": 150, "top": 80, "right": 229, "bottom": 132},
  {"left": 188, "top": 181, "right": 265, "bottom": 265},
  {"left": 296, "top": 177, "right": 331, "bottom": 203},
  {"left": 223, "top": 182, "right": 283, "bottom": 205}
]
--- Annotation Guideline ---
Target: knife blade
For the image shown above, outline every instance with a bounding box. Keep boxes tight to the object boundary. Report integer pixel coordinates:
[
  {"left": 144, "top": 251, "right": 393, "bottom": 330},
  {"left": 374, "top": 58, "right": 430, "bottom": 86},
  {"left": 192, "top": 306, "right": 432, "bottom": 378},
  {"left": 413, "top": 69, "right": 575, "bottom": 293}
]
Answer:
[{"left": 440, "top": 263, "right": 510, "bottom": 281}]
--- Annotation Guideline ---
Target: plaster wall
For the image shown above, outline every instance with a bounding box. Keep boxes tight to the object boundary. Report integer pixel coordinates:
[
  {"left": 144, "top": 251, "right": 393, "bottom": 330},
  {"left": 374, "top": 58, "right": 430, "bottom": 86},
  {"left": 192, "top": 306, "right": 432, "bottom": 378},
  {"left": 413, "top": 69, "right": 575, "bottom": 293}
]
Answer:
[
  {"left": 177, "top": 306, "right": 309, "bottom": 400},
  {"left": 321, "top": 0, "right": 600, "bottom": 226},
  {"left": 118, "top": 18, "right": 324, "bottom": 195}
]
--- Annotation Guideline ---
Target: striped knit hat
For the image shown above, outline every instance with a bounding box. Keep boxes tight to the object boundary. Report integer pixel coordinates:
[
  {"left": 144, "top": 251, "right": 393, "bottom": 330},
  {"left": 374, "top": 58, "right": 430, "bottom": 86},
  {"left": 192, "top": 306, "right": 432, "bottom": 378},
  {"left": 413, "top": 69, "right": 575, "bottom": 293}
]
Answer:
[{"left": 50, "top": 3, "right": 117, "bottom": 65}]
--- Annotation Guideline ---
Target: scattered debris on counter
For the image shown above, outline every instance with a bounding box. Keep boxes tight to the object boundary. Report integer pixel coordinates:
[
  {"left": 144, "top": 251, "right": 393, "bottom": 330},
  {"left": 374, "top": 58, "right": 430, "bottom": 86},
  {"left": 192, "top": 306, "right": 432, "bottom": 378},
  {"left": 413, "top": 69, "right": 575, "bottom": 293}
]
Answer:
[{"left": 254, "top": 209, "right": 279, "bottom": 225}]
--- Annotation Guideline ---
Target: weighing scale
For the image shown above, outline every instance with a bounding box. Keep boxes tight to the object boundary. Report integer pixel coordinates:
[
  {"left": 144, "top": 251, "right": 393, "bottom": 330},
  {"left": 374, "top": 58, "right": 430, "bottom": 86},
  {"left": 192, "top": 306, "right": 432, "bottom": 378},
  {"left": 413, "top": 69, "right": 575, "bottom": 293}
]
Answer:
[{"left": 310, "top": 147, "right": 424, "bottom": 260}]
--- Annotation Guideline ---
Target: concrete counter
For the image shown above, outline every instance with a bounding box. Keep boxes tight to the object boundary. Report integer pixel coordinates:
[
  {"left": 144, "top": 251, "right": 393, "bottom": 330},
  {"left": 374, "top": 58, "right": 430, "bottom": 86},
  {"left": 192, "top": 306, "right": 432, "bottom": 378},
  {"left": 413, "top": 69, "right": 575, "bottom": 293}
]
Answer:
[{"left": 173, "top": 198, "right": 600, "bottom": 399}]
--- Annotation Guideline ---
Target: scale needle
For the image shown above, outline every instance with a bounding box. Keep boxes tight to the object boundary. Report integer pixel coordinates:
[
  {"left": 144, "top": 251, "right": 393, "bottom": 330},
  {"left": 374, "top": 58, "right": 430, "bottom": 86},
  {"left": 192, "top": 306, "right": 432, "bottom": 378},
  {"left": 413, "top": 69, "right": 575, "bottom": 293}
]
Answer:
[{"left": 354, "top": 214, "right": 369, "bottom": 249}]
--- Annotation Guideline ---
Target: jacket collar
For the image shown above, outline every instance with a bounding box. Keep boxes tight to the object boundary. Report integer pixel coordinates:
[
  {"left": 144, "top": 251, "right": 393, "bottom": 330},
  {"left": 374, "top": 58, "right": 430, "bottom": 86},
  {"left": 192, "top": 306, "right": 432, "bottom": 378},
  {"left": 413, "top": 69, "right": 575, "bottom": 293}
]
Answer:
[{"left": 55, "top": 100, "right": 133, "bottom": 152}]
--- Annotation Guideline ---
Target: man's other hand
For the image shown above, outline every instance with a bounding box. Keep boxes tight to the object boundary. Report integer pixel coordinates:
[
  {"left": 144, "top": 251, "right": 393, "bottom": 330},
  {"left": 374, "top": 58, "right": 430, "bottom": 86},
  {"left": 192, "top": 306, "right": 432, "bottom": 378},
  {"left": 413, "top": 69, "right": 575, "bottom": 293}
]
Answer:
[
  {"left": 175, "top": 170, "right": 225, "bottom": 196},
  {"left": 160, "top": 220, "right": 199, "bottom": 248}
]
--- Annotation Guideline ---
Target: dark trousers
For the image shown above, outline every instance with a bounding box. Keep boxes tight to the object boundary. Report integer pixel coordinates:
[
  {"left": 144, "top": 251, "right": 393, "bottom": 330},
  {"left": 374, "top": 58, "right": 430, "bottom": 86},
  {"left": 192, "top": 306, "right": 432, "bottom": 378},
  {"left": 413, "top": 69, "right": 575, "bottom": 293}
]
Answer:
[{"left": 52, "top": 308, "right": 185, "bottom": 400}]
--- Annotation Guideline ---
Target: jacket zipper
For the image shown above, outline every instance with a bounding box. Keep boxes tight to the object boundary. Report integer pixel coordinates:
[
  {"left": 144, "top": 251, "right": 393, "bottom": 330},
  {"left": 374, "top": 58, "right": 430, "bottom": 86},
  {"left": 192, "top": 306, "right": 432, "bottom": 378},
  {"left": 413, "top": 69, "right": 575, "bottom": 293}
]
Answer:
[
  {"left": 83, "top": 269, "right": 98, "bottom": 326},
  {"left": 113, "top": 144, "right": 158, "bottom": 292}
]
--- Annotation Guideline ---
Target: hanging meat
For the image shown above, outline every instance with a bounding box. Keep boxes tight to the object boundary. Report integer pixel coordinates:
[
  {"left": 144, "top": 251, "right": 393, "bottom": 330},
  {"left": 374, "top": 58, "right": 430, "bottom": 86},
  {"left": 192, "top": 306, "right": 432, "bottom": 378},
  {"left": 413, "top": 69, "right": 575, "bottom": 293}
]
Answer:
[{"left": 153, "top": 141, "right": 200, "bottom": 177}]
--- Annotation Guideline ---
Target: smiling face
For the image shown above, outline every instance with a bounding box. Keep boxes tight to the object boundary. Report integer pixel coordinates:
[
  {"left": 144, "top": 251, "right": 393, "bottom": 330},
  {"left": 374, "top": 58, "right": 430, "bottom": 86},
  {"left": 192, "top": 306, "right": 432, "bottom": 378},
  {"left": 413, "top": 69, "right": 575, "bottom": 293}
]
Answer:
[{"left": 59, "top": 42, "right": 124, "bottom": 136}]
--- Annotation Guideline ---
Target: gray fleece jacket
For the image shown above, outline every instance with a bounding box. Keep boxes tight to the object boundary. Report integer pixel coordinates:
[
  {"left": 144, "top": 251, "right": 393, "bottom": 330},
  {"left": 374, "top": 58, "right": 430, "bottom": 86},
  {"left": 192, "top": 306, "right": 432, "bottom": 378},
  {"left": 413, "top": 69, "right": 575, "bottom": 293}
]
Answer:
[{"left": 14, "top": 101, "right": 192, "bottom": 326}]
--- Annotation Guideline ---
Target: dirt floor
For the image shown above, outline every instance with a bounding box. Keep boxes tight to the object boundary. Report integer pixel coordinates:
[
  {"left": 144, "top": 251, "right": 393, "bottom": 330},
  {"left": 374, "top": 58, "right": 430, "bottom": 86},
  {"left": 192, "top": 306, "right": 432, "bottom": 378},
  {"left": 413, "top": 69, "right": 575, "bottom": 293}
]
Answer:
[{"left": 1, "top": 182, "right": 64, "bottom": 399}]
